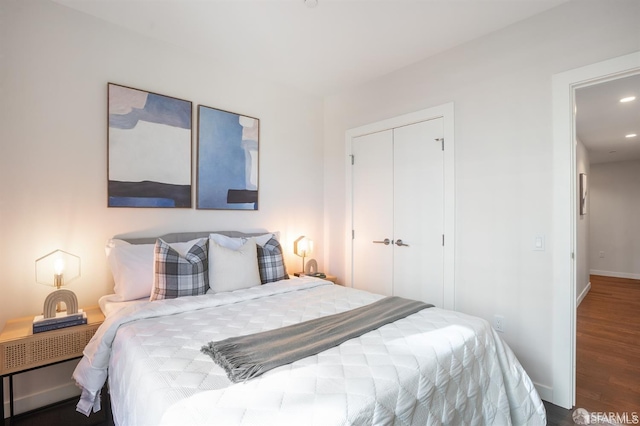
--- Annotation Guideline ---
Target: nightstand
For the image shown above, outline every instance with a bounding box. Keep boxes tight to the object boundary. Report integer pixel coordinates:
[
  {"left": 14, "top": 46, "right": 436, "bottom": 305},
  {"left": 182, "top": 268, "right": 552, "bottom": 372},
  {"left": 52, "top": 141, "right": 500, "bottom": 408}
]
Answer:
[
  {"left": 324, "top": 275, "right": 339, "bottom": 284},
  {"left": 0, "top": 306, "right": 104, "bottom": 421},
  {"left": 294, "top": 273, "right": 339, "bottom": 285}
]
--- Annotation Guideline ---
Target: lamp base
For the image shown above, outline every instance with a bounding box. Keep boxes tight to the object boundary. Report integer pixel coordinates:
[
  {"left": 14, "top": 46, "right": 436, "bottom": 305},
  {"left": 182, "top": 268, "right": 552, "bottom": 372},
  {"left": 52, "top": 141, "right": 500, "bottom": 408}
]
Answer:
[
  {"left": 43, "top": 289, "right": 79, "bottom": 319},
  {"left": 305, "top": 259, "right": 318, "bottom": 275}
]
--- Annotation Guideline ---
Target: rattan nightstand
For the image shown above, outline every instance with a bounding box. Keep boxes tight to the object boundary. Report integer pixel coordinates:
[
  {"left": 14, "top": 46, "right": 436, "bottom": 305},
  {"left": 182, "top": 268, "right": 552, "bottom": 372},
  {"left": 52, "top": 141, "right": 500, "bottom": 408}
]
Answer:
[{"left": 0, "top": 306, "right": 104, "bottom": 420}]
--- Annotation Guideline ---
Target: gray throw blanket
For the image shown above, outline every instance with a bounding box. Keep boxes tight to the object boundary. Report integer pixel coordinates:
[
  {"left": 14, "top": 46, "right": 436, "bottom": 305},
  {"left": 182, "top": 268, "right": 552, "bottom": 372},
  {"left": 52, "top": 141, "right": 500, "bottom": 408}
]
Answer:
[{"left": 201, "top": 296, "right": 433, "bottom": 383}]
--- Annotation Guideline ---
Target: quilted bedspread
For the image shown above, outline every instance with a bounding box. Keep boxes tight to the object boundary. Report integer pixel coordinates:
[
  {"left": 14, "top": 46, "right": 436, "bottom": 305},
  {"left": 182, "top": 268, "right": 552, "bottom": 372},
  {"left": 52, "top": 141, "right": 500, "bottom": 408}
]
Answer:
[{"left": 73, "top": 277, "right": 546, "bottom": 426}]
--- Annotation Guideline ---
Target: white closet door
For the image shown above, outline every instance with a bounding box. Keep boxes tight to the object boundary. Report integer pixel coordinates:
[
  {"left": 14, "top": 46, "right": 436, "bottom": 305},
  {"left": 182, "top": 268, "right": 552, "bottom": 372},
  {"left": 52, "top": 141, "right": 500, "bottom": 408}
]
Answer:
[
  {"left": 392, "top": 118, "right": 444, "bottom": 305},
  {"left": 352, "top": 130, "right": 394, "bottom": 295}
]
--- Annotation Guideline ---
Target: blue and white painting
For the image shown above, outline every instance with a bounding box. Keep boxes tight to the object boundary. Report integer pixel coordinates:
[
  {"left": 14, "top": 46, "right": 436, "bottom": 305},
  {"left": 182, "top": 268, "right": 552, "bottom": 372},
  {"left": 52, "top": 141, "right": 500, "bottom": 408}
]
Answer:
[
  {"left": 197, "top": 105, "right": 259, "bottom": 210},
  {"left": 108, "top": 83, "right": 192, "bottom": 208}
]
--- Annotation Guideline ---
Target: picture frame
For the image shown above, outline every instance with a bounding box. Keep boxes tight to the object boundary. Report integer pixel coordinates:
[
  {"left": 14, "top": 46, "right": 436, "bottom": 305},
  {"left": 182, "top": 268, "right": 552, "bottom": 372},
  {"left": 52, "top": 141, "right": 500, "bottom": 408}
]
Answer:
[
  {"left": 107, "top": 83, "right": 192, "bottom": 208},
  {"left": 196, "top": 105, "right": 259, "bottom": 210},
  {"left": 579, "top": 173, "right": 587, "bottom": 215}
]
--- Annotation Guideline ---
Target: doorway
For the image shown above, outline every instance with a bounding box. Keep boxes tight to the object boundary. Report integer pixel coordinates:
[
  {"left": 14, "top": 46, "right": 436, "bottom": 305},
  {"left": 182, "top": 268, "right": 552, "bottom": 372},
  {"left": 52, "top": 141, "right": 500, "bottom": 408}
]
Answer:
[
  {"left": 574, "top": 73, "right": 640, "bottom": 413},
  {"left": 551, "top": 51, "right": 640, "bottom": 409}
]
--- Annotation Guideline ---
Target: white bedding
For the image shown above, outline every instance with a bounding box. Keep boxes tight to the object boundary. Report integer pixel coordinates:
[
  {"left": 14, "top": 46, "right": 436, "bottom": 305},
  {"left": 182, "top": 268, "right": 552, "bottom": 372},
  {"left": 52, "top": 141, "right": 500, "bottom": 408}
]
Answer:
[
  {"left": 98, "top": 294, "right": 147, "bottom": 317},
  {"left": 74, "top": 277, "right": 546, "bottom": 425}
]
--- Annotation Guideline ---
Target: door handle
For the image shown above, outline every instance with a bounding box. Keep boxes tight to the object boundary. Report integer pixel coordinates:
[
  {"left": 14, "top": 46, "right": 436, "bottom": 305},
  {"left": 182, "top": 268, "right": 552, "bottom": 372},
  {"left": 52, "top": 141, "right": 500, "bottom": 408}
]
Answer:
[
  {"left": 395, "top": 239, "right": 409, "bottom": 247},
  {"left": 372, "top": 238, "right": 391, "bottom": 245}
]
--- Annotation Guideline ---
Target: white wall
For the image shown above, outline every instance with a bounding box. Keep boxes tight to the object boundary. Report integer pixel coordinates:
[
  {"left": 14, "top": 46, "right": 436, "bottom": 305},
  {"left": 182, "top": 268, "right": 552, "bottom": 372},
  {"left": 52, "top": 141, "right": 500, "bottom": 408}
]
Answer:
[
  {"left": 1, "top": 0, "right": 324, "bottom": 414},
  {"left": 576, "top": 139, "right": 591, "bottom": 304},
  {"left": 324, "top": 0, "right": 640, "bottom": 397},
  {"left": 589, "top": 160, "right": 640, "bottom": 279}
]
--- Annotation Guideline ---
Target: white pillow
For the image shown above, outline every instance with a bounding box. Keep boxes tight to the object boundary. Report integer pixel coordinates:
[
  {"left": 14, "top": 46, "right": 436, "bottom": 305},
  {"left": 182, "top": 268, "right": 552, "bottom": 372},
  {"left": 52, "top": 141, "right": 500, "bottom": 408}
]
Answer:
[
  {"left": 208, "top": 238, "right": 261, "bottom": 293},
  {"left": 106, "top": 238, "right": 205, "bottom": 301},
  {"left": 209, "top": 233, "right": 275, "bottom": 250}
]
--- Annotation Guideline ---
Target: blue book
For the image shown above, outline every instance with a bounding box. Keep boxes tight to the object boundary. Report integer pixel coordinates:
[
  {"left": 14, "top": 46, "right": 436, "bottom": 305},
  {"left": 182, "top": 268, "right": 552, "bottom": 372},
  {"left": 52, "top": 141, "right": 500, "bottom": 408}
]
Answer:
[
  {"left": 33, "top": 310, "right": 85, "bottom": 326},
  {"left": 33, "top": 317, "right": 87, "bottom": 333}
]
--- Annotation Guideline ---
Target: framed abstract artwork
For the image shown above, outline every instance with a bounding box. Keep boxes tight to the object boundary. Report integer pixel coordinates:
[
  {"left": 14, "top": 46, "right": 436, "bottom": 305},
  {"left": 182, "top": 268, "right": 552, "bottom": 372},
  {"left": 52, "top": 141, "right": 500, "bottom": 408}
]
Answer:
[
  {"left": 579, "top": 173, "right": 587, "bottom": 215},
  {"left": 197, "top": 105, "right": 259, "bottom": 210},
  {"left": 107, "top": 83, "right": 192, "bottom": 208}
]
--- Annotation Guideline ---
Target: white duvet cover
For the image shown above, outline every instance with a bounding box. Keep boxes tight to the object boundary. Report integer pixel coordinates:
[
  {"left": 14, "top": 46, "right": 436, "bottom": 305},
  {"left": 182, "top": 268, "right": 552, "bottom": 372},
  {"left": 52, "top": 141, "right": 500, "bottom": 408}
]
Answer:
[{"left": 73, "top": 277, "right": 546, "bottom": 425}]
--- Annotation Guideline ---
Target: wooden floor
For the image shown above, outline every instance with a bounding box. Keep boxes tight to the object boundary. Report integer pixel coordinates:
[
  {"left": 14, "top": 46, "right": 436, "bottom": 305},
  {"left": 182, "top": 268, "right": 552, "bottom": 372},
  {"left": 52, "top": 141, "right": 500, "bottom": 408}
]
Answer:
[
  {"left": 472, "top": 274, "right": 640, "bottom": 426},
  {"left": 0, "top": 393, "right": 610, "bottom": 426},
  {"left": 3, "top": 397, "right": 112, "bottom": 426},
  {"left": 0, "top": 392, "right": 593, "bottom": 426},
  {"left": 3, "top": 385, "right": 112, "bottom": 426},
  {"left": 576, "top": 275, "right": 640, "bottom": 414}
]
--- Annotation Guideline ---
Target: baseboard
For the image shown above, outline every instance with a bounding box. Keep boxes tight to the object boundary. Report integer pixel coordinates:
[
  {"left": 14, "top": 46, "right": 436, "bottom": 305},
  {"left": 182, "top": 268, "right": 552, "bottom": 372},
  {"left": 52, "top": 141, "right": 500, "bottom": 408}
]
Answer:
[
  {"left": 577, "top": 281, "right": 591, "bottom": 306},
  {"left": 534, "top": 382, "right": 553, "bottom": 402},
  {"left": 3, "top": 381, "right": 80, "bottom": 418},
  {"left": 590, "top": 270, "right": 640, "bottom": 280}
]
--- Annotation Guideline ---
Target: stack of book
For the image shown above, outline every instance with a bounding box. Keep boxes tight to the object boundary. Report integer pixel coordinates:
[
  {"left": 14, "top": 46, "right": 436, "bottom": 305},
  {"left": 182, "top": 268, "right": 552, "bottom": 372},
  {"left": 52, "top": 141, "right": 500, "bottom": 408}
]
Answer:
[{"left": 32, "top": 309, "right": 87, "bottom": 334}]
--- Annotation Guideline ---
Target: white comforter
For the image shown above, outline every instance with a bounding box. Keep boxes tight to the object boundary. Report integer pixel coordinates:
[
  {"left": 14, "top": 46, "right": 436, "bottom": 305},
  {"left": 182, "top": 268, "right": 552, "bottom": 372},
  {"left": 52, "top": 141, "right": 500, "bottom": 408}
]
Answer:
[{"left": 73, "top": 277, "right": 546, "bottom": 425}]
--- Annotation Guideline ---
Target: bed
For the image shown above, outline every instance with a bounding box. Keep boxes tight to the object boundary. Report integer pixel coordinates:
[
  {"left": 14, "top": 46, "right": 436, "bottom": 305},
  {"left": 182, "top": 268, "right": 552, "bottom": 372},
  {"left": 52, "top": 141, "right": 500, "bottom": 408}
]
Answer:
[{"left": 73, "top": 231, "right": 546, "bottom": 425}]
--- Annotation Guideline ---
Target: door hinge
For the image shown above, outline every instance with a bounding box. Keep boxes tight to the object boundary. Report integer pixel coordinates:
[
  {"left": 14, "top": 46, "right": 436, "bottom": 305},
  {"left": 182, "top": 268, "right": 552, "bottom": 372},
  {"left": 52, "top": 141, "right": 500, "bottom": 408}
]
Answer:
[
  {"left": 571, "top": 252, "right": 575, "bottom": 260},
  {"left": 350, "top": 155, "right": 355, "bottom": 165},
  {"left": 352, "top": 229, "right": 355, "bottom": 240},
  {"left": 436, "top": 138, "right": 444, "bottom": 151},
  {"left": 442, "top": 234, "right": 445, "bottom": 246}
]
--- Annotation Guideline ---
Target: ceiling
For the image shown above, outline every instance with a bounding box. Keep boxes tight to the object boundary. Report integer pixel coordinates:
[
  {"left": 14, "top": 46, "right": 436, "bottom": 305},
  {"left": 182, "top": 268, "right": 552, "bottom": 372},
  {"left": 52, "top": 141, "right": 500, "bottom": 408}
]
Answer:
[
  {"left": 576, "top": 74, "right": 640, "bottom": 164},
  {"left": 52, "top": 0, "right": 568, "bottom": 96}
]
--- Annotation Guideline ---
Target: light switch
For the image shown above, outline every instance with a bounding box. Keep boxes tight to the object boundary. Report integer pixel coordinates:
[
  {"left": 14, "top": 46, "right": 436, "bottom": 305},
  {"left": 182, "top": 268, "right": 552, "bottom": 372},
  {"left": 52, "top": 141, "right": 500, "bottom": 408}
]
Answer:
[{"left": 534, "top": 234, "right": 545, "bottom": 251}]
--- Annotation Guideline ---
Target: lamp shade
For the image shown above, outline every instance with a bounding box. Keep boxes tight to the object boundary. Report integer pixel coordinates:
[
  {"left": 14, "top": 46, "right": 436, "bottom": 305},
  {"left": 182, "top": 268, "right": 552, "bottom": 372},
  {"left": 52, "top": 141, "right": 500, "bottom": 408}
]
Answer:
[
  {"left": 35, "top": 249, "right": 81, "bottom": 288},
  {"left": 293, "top": 236, "right": 313, "bottom": 258}
]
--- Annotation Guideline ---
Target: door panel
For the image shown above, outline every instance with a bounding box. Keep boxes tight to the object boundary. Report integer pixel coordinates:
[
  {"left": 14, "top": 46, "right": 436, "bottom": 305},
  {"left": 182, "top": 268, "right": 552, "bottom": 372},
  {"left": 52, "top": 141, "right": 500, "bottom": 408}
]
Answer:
[
  {"left": 352, "top": 130, "right": 394, "bottom": 295},
  {"left": 392, "top": 119, "right": 444, "bottom": 305},
  {"left": 351, "top": 118, "right": 444, "bottom": 305}
]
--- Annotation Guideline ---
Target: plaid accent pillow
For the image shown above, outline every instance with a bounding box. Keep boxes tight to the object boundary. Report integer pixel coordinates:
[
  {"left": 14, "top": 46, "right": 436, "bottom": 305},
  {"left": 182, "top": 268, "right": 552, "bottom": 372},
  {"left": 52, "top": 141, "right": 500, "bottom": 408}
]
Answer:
[
  {"left": 256, "top": 237, "right": 289, "bottom": 284},
  {"left": 151, "top": 238, "right": 209, "bottom": 301}
]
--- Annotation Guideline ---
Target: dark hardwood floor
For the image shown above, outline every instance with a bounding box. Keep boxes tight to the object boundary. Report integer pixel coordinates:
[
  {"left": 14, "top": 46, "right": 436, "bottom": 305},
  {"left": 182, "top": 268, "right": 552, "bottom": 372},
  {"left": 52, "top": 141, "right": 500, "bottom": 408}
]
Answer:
[
  {"left": 544, "top": 400, "right": 578, "bottom": 425},
  {"left": 5, "top": 277, "right": 638, "bottom": 425},
  {"left": 3, "top": 399, "right": 111, "bottom": 426},
  {"left": 1, "top": 398, "right": 580, "bottom": 425},
  {"left": 546, "top": 274, "right": 640, "bottom": 425},
  {"left": 576, "top": 275, "right": 640, "bottom": 414},
  {"left": 3, "top": 398, "right": 575, "bottom": 426},
  {"left": 3, "top": 388, "right": 112, "bottom": 426}
]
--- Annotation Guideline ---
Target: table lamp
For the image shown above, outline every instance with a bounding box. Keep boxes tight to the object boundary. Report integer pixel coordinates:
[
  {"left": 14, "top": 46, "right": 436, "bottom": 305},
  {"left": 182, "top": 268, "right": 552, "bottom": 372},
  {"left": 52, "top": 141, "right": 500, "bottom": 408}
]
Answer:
[
  {"left": 293, "top": 236, "right": 313, "bottom": 276},
  {"left": 35, "top": 249, "right": 81, "bottom": 318}
]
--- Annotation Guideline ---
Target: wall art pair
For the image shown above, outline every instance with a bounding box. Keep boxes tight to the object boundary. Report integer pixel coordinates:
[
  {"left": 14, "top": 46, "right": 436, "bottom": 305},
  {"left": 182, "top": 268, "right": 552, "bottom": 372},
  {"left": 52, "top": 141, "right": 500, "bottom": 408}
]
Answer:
[{"left": 107, "top": 83, "right": 259, "bottom": 210}]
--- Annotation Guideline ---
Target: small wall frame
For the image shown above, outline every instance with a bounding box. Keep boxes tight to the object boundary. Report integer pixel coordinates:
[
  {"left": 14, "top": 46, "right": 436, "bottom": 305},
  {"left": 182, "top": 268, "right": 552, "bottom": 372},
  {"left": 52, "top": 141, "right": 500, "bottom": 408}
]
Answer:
[{"left": 579, "top": 173, "right": 587, "bottom": 216}]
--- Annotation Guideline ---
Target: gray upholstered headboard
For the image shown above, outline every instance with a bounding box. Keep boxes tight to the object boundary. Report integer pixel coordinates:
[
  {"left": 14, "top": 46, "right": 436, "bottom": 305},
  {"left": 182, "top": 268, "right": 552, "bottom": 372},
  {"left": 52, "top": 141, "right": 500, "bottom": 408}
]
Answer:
[{"left": 117, "top": 230, "right": 270, "bottom": 245}]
